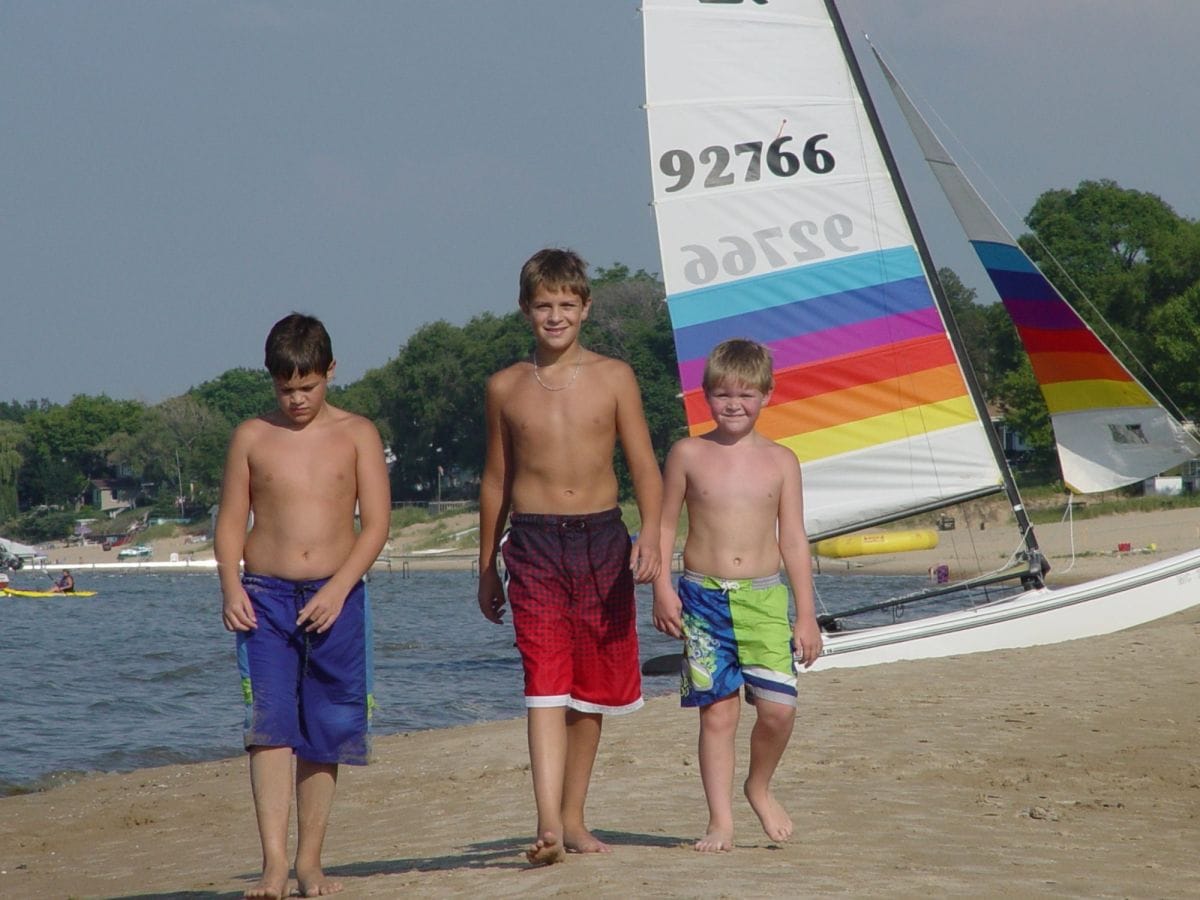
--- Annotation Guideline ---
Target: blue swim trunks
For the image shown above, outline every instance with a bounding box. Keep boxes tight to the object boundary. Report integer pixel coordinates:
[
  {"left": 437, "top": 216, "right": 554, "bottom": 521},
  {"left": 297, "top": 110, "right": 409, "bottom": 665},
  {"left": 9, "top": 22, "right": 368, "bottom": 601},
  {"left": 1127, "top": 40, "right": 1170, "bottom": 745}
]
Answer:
[
  {"left": 236, "top": 572, "right": 374, "bottom": 766},
  {"left": 678, "top": 570, "right": 797, "bottom": 708}
]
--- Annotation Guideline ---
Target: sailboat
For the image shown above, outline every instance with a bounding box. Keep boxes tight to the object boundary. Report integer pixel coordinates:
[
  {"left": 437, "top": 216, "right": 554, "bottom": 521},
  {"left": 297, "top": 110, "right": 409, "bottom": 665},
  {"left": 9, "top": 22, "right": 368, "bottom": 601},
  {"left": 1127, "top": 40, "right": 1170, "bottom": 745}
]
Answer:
[{"left": 641, "top": 0, "right": 1200, "bottom": 669}]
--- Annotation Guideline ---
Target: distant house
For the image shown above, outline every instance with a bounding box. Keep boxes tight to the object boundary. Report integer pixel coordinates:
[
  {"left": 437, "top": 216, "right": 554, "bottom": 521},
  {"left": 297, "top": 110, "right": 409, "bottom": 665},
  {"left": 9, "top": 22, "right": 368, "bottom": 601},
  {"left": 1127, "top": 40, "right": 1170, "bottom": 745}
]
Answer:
[
  {"left": 989, "top": 415, "right": 1033, "bottom": 465},
  {"left": 90, "top": 479, "right": 135, "bottom": 518},
  {"left": 1142, "top": 475, "right": 1184, "bottom": 496}
]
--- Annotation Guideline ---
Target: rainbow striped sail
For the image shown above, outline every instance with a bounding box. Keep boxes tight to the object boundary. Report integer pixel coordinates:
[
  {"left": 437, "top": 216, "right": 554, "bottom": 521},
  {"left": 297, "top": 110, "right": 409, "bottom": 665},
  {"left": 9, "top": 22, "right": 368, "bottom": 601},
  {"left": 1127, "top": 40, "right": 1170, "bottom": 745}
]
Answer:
[
  {"left": 877, "top": 50, "right": 1200, "bottom": 493},
  {"left": 643, "top": 0, "right": 1004, "bottom": 538}
]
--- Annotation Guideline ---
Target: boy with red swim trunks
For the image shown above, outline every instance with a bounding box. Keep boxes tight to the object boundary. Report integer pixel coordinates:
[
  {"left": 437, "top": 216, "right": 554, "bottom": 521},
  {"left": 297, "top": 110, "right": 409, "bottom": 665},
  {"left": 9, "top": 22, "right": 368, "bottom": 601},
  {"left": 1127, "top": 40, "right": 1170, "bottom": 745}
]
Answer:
[
  {"left": 477, "top": 248, "right": 663, "bottom": 865},
  {"left": 216, "top": 313, "right": 391, "bottom": 899}
]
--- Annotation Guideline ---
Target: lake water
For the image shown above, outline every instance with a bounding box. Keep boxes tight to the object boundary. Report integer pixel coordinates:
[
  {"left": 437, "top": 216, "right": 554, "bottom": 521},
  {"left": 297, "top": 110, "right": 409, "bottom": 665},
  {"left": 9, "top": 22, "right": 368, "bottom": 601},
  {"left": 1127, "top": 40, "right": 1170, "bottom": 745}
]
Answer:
[{"left": 0, "top": 568, "right": 940, "bottom": 796}]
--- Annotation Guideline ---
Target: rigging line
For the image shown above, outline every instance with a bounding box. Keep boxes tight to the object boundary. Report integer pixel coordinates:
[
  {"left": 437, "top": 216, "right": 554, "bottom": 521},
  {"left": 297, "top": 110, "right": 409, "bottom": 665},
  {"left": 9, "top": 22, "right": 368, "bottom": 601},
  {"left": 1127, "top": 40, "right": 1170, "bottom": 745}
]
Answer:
[
  {"left": 876, "top": 42, "right": 1191, "bottom": 424},
  {"left": 1058, "top": 494, "right": 1078, "bottom": 575},
  {"left": 854, "top": 38, "right": 984, "bottom": 504},
  {"left": 948, "top": 500, "right": 987, "bottom": 582},
  {"left": 968, "top": 518, "right": 1043, "bottom": 584}
]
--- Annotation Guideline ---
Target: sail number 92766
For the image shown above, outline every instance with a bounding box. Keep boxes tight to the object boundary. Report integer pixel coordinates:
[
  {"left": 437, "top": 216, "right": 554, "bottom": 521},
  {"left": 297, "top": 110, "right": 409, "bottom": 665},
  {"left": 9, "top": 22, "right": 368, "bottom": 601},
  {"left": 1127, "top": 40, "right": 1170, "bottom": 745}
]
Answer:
[
  {"left": 678, "top": 216, "right": 857, "bottom": 286},
  {"left": 659, "top": 134, "right": 834, "bottom": 193}
]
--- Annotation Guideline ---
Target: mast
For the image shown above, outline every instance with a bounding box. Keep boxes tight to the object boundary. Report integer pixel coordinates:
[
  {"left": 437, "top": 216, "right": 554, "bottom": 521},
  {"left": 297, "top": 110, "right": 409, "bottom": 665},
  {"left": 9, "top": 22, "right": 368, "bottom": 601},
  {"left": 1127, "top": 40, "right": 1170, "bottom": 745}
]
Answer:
[{"left": 822, "top": 0, "right": 1046, "bottom": 582}]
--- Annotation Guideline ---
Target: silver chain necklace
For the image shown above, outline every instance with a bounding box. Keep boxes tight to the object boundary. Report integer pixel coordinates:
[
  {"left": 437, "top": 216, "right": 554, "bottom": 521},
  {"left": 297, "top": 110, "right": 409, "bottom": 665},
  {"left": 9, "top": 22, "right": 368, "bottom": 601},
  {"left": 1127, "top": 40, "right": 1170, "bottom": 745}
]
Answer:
[{"left": 532, "top": 350, "right": 582, "bottom": 392}]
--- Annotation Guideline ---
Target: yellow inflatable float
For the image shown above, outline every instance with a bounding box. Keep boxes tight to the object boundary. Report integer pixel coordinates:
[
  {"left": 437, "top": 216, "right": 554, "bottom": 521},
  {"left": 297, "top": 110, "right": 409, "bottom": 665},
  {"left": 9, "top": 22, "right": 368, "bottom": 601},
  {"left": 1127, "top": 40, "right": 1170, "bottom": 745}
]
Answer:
[{"left": 814, "top": 528, "right": 938, "bottom": 559}]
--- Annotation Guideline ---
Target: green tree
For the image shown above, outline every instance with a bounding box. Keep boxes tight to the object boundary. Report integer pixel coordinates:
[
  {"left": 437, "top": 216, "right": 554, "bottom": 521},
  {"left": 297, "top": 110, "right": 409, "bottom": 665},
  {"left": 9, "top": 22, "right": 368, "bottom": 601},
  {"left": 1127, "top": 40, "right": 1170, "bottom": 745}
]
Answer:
[
  {"left": 1145, "top": 281, "right": 1200, "bottom": 418},
  {"left": 330, "top": 365, "right": 397, "bottom": 445},
  {"left": 586, "top": 267, "right": 684, "bottom": 488},
  {"left": 385, "top": 313, "right": 529, "bottom": 499},
  {"left": 190, "top": 368, "right": 275, "bottom": 426},
  {"left": 154, "top": 395, "right": 231, "bottom": 506},
  {"left": 19, "top": 395, "right": 145, "bottom": 507},
  {"left": 102, "top": 395, "right": 230, "bottom": 509},
  {"left": 938, "top": 268, "right": 993, "bottom": 394},
  {"left": 0, "top": 420, "right": 24, "bottom": 521},
  {"left": 994, "top": 359, "right": 1056, "bottom": 475},
  {"left": 1022, "top": 179, "right": 1182, "bottom": 345}
]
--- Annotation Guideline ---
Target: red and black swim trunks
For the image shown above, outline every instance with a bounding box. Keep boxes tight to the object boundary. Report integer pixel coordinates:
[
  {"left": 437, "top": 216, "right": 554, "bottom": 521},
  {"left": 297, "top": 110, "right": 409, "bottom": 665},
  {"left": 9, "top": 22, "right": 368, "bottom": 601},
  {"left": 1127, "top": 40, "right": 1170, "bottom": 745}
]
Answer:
[{"left": 500, "top": 508, "right": 643, "bottom": 714}]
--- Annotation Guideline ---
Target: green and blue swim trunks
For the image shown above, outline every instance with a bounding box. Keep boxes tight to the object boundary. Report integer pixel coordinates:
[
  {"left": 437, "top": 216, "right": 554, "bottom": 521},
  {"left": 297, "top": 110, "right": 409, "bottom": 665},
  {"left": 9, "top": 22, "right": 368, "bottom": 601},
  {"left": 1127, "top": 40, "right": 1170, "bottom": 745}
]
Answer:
[{"left": 678, "top": 569, "right": 797, "bottom": 708}]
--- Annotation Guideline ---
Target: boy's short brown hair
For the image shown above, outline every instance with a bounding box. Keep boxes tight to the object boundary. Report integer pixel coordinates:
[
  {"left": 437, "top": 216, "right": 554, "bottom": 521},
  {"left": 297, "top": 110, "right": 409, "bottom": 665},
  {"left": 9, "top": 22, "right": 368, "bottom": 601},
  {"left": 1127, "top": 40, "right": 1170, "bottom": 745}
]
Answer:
[
  {"left": 518, "top": 248, "right": 591, "bottom": 311},
  {"left": 702, "top": 338, "right": 774, "bottom": 394},
  {"left": 264, "top": 312, "right": 333, "bottom": 380}
]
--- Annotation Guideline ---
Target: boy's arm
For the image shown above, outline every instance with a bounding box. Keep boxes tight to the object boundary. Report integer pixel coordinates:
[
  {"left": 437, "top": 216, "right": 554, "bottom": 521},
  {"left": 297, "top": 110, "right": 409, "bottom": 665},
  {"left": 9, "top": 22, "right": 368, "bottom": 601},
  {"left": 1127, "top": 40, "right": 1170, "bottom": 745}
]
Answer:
[
  {"left": 477, "top": 375, "right": 512, "bottom": 623},
  {"left": 296, "top": 418, "right": 392, "bottom": 633},
  {"left": 651, "top": 440, "right": 687, "bottom": 639},
  {"left": 777, "top": 447, "right": 822, "bottom": 668},
  {"left": 614, "top": 363, "right": 664, "bottom": 584},
  {"left": 216, "top": 424, "right": 255, "bottom": 632}
]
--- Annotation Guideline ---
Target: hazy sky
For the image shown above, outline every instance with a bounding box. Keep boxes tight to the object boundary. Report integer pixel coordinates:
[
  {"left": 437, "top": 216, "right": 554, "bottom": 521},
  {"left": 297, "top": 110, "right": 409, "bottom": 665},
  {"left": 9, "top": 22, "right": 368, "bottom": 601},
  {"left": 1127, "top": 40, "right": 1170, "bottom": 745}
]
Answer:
[{"left": 6, "top": 1, "right": 1199, "bottom": 404}]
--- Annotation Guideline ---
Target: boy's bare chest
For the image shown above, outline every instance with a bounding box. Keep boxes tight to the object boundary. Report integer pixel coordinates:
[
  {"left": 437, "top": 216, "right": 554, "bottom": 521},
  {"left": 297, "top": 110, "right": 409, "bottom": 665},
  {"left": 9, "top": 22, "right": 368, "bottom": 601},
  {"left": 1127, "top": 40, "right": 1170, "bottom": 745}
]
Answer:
[
  {"left": 505, "top": 386, "right": 615, "bottom": 446},
  {"left": 247, "top": 437, "right": 357, "bottom": 499},
  {"left": 690, "top": 453, "right": 780, "bottom": 507}
]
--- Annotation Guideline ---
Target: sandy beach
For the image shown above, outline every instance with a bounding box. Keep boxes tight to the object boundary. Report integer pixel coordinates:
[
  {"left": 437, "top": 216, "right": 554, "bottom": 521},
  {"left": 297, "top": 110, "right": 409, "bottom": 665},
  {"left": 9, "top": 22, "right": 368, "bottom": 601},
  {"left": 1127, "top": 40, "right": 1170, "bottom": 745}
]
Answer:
[
  {"left": 2, "top": 607, "right": 1196, "bottom": 898},
  {"left": 3, "top": 507, "right": 1198, "bottom": 898}
]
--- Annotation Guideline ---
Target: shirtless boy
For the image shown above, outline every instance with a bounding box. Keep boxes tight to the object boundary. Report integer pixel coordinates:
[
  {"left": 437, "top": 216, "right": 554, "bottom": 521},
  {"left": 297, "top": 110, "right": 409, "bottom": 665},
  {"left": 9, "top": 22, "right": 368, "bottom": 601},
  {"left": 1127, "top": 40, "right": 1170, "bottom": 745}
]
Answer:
[
  {"left": 216, "top": 312, "right": 391, "bottom": 899},
  {"left": 477, "top": 248, "right": 663, "bottom": 865},
  {"left": 651, "top": 338, "right": 822, "bottom": 853}
]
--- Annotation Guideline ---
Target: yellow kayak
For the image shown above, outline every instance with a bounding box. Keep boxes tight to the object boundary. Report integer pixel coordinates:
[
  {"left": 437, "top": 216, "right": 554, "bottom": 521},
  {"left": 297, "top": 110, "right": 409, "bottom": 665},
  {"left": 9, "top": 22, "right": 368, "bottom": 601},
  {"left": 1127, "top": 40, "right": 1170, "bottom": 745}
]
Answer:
[{"left": 1, "top": 587, "right": 98, "bottom": 598}]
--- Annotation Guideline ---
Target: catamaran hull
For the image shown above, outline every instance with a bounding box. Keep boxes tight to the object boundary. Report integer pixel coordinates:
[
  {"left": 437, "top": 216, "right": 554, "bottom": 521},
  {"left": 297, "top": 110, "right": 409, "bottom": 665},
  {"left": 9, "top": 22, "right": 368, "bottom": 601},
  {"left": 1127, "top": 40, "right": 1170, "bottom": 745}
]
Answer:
[{"left": 809, "top": 548, "right": 1200, "bottom": 670}]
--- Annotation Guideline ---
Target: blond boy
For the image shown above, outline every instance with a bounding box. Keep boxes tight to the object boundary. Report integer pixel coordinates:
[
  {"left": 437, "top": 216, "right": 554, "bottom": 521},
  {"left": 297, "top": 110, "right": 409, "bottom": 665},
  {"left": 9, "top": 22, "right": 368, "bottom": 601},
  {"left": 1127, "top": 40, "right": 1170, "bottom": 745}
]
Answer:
[
  {"left": 652, "top": 338, "right": 822, "bottom": 853},
  {"left": 477, "top": 248, "right": 663, "bottom": 865},
  {"left": 216, "top": 312, "right": 391, "bottom": 899}
]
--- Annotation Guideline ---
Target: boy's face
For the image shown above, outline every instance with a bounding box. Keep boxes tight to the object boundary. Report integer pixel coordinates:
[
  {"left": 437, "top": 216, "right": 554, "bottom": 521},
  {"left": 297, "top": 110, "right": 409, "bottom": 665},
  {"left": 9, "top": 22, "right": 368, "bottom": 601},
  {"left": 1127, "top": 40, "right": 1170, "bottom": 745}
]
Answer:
[
  {"left": 704, "top": 379, "right": 770, "bottom": 437},
  {"left": 272, "top": 362, "right": 334, "bottom": 426},
  {"left": 523, "top": 287, "right": 590, "bottom": 352}
]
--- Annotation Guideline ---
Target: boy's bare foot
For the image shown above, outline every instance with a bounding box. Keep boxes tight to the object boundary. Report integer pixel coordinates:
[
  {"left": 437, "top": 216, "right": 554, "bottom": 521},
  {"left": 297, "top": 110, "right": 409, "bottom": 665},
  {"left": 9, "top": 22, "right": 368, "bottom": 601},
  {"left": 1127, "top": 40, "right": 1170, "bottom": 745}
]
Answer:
[
  {"left": 245, "top": 859, "right": 289, "bottom": 899},
  {"left": 744, "top": 781, "right": 793, "bottom": 842},
  {"left": 563, "top": 826, "right": 613, "bottom": 854},
  {"left": 694, "top": 823, "right": 734, "bottom": 853},
  {"left": 526, "top": 831, "right": 567, "bottom": 866},
  {"left": 295, "top": 864, "right": 343, "bottom": 897}
]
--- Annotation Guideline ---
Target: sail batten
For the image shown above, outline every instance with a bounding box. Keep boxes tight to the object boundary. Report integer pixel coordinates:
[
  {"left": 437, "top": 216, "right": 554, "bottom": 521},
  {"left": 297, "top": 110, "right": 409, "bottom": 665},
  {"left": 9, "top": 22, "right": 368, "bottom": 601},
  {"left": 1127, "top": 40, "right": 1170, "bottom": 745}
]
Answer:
[{"left": 874, "top": 48, "right": 1200, "bottom": 492}]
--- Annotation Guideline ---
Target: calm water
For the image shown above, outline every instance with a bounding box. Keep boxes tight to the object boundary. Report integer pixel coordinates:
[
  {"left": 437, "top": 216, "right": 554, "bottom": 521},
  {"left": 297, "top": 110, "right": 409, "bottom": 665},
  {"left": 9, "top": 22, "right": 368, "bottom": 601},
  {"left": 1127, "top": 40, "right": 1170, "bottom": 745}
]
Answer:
[{"left": 0, "top": 568, "right": 941, "bottom": 795}]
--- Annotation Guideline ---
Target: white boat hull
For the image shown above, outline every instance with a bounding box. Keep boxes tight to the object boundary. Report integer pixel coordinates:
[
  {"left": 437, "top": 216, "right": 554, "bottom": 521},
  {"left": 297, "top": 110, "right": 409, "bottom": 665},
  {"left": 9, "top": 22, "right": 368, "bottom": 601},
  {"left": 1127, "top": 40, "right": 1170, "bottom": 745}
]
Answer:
[{"left": 809, "top": 548, "right": 1200, "bottom": 670}]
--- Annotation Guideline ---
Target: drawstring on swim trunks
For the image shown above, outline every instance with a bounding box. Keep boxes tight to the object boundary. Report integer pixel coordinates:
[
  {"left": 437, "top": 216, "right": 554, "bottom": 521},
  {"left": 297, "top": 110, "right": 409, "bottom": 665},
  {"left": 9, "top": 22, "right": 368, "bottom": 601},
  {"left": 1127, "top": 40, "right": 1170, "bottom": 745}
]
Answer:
[{"left": 295, "top": 581, "right": 315, "bottom": 674}]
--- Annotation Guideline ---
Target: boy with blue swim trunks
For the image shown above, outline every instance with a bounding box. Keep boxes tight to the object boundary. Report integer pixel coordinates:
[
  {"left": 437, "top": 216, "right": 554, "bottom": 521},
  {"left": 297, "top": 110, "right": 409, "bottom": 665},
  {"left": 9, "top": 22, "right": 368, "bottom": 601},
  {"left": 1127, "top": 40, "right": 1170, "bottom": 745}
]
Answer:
[
  {"left": 652, "top": 338, "right": 822, "bottom": 853},
  {"left": 216, "top": 312, "right": 391, "bottom": 899}
]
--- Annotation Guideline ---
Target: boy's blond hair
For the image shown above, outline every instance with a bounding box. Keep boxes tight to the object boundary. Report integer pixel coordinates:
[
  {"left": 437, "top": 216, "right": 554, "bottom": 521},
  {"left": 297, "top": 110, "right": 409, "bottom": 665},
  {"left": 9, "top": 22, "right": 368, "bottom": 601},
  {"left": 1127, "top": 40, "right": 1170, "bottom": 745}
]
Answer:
[
  {"left": 702, "top": 338, "right": 774, "bottom": 394},
  {"left": 518, "top": 247, "right": 591, "bottom": 311}
]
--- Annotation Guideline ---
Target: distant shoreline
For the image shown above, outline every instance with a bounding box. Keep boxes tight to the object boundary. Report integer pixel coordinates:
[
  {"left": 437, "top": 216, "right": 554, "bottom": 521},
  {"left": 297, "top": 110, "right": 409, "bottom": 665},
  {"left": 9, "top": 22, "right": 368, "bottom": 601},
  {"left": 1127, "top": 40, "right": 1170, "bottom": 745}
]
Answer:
[{"left": 12, "top": 505, "right": 1197, "bottom": 587}]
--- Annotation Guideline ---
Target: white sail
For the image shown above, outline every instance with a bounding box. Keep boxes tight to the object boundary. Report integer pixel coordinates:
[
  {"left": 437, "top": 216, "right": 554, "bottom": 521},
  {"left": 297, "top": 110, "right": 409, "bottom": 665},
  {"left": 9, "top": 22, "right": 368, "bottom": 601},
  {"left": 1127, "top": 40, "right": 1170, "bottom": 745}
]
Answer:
[
  {"left": 643, "top": 0, "right": 1004, "bottom": 538},
  {"left": 874, "top": 48, "right": 1200, "bottom": 493}
]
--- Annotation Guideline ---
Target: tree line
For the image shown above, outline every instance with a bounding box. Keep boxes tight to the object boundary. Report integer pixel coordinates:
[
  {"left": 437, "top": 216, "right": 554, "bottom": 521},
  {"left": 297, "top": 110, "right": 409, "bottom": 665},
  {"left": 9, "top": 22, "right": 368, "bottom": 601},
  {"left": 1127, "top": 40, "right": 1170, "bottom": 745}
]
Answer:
[{"left": 3, "top": 180, "right": 1199, "bottom": 541}]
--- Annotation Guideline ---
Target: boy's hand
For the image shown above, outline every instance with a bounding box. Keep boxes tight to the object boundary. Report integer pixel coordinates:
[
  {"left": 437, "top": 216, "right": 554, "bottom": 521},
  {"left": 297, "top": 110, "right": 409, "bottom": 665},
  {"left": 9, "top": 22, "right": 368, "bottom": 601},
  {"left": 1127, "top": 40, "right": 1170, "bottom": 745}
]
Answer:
[
  {"left": 221, "top": 587, "right": 257, "bottom": 632},
  {"left": 630, "top": 534, "right": 662, "bottom": 584},
  {"left": 651, "top": 587, "right": 683, "bottom": 639},
  {"left": 793, "top": 615, "right": 824, "bottom": 669},
  {"left": 477, "top": 568, "right": 507, "bottom": 623},
  {"left": 296, "top": 585, "right": 347, "bottom": 634}
]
